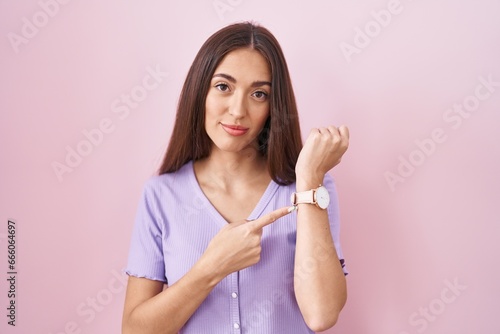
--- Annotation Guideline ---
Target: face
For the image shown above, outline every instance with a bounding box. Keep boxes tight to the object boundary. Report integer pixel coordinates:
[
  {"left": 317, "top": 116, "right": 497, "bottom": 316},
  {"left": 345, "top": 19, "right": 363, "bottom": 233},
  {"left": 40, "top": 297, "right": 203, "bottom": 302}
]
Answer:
[{"left": 204, "top": 48, "right": 271, "bottom": 154}]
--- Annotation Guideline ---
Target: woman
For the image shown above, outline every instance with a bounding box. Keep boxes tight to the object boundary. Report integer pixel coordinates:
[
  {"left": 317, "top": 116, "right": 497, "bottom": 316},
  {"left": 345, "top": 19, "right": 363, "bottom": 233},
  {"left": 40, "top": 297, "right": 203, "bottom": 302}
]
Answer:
[{"left": 123, "top": 22, "right": 349, "bottom": 334}]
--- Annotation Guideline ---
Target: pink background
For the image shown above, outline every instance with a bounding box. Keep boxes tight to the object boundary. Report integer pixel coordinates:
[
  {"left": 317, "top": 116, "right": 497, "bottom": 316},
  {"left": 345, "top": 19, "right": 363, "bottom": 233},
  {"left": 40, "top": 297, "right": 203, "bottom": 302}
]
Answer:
[{"left": 1, "top": 0, "right": 500, "bottom": 333}]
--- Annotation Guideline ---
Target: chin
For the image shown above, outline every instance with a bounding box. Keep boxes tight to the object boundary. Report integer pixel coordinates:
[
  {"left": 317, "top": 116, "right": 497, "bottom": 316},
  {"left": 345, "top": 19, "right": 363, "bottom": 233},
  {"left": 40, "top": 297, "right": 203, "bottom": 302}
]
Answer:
[
  {"left": 211, "top": 140, "right": 255, "bottom": 154},
  {"left": 215, "top": 145, "right": 246, "bottom": 154}
]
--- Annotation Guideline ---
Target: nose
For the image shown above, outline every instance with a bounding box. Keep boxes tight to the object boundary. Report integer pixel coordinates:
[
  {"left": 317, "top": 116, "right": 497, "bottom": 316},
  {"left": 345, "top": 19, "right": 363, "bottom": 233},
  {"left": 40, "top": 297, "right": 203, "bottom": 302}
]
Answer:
[{"left": 228, "top": 92, "right": 247, "bottom": 119}]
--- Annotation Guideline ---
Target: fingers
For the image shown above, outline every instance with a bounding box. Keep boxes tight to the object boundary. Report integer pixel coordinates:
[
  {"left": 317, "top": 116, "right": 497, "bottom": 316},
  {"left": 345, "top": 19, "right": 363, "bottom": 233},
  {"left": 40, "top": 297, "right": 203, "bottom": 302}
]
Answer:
[
  {"left": 315, "top": 125, "right": 349, "bottom": 148},
  {"left": 313, "top": 125, "right": 348, "bottom": 137},
  {"left": 247, "top": 206, "right": 295, "bottom": 230},
  {"left": 338, "top": 125, "right": 349, "bottom": 140}
]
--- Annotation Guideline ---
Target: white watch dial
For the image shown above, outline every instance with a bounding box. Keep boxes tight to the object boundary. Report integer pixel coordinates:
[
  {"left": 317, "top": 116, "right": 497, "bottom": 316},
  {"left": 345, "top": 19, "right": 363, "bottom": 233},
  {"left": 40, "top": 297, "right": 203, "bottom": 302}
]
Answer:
[{"left": 315, "top": 186, "right": 330, "bottom": 209}]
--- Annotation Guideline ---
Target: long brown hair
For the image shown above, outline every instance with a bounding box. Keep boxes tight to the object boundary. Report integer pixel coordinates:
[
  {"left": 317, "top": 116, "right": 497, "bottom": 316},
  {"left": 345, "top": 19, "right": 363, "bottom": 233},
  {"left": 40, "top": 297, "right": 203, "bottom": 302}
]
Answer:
[{"left": 158, "top": 22, "right": 302, "bottom": 185}]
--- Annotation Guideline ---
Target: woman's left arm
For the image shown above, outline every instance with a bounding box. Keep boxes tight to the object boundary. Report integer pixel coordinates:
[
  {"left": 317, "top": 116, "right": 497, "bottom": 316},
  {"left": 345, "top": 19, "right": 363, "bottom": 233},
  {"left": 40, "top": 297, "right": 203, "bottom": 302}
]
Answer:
[{"left": 293, "top": 125, "right": 349, "bottom": 332}]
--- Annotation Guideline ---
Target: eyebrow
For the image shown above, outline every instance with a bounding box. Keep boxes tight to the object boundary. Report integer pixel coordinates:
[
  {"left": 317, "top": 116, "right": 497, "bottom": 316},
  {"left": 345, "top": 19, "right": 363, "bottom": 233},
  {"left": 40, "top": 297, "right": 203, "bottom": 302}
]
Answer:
[{"left": 212, "top": 73, "right": 271, "bottom": 88}]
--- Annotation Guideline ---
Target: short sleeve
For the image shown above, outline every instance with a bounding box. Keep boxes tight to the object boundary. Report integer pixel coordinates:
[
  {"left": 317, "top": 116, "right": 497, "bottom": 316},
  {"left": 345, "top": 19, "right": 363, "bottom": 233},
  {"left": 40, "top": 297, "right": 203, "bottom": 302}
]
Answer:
[
  {"left": 323, "top": 174, "right": 348, "bottom": 276},
  {"left": 125, "top": 181, "right": 168, "bottom": 283}
]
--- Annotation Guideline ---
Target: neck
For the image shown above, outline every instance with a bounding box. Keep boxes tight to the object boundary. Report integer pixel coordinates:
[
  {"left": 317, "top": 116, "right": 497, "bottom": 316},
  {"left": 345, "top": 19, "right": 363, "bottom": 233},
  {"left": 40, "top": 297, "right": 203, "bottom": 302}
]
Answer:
[{"left": 195, "top": 146, "right": 269, "bottom": 191}]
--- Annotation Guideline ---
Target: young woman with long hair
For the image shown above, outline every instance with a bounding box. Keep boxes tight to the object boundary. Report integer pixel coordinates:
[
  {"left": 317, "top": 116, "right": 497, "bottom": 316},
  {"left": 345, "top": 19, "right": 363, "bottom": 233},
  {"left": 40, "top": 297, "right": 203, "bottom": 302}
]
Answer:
[{"left": 122, "top": 22, "right": 349, "bottom": 334}]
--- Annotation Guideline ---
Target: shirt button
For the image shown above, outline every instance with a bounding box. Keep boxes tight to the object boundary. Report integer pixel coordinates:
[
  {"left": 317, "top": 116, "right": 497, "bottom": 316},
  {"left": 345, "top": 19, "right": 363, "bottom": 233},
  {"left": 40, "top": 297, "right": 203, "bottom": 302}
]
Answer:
[
  {"left": 233, "top": 323, "right": 240, "bottom": 329},
  {"left": 231, "top": 292, "right": 238, "bottom": 298}
]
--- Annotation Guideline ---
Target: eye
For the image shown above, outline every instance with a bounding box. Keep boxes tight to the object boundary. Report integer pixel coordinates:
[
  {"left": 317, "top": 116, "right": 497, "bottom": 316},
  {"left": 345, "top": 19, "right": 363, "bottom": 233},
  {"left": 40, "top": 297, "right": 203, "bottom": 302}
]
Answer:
[
  {"left": 252, "top": 90, "right": 268, "bottom": 101},
  {"left": 215, "top": 83, "right": 230, "bottom": 92}
]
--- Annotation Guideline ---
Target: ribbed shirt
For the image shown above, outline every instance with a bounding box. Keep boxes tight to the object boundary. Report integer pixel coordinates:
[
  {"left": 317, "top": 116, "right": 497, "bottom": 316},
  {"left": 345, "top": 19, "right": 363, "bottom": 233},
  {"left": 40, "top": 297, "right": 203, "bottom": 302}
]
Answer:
[{"left": 125, "top": 160, "right": 347, "bottom": 334}]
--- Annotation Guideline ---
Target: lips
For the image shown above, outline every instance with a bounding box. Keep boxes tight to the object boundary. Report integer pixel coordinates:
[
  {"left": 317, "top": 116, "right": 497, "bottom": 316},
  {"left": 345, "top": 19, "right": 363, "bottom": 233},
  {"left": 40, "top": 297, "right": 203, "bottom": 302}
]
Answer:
[{"left": 220, "top": 123, "right": 249, "bottom": 136}]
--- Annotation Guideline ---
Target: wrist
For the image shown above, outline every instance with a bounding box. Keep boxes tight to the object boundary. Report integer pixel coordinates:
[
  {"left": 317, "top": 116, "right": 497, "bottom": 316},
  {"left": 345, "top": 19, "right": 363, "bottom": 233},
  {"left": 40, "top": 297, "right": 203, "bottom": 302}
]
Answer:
[
  {"left": 291, "top": 182, "right": 331, "bottom": 210},
  {"left": 194, "top": 255, "right": 225, "bottom": 288},
  {"left": 295, "top": 174, "right": 324, "bottom": 192}
]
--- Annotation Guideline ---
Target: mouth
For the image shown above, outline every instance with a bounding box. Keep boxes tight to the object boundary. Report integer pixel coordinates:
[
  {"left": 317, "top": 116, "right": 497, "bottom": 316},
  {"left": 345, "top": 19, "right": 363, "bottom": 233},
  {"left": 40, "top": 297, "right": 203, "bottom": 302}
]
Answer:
[{"left": 220, "top": 123, "right": 249, "bottom": 136}]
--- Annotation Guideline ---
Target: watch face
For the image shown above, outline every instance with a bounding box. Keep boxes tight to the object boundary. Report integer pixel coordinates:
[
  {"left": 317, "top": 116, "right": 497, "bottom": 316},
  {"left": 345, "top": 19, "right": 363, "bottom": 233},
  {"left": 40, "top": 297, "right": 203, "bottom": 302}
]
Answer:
[{"left": 316, "top": 186, "right": 330, "bottom": 209}]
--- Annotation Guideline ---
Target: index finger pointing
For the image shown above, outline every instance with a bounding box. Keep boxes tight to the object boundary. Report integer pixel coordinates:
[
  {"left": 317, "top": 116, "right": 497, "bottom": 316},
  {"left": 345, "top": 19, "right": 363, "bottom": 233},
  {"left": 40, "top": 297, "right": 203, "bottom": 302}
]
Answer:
[{"left": 248, "top": 206, "right": 295, "bottom": 230}]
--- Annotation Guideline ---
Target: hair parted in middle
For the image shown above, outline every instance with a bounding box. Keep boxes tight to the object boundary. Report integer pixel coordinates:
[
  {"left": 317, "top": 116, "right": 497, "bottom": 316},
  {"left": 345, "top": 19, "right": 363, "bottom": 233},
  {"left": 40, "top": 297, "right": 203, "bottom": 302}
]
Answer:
[{"left": 159, "top": 22, "right": 303, "bottom": 185}]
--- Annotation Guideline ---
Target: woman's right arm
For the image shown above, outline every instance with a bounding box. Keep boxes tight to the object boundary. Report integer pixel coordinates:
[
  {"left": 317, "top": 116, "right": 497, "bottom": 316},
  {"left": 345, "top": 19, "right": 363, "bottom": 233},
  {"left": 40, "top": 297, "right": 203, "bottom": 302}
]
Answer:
[
  {"left": 122, "top": 206, "right": 292, "bottom": 334},
  {"left": 122, "top": 257, "right": 222, "bottom": 334}
]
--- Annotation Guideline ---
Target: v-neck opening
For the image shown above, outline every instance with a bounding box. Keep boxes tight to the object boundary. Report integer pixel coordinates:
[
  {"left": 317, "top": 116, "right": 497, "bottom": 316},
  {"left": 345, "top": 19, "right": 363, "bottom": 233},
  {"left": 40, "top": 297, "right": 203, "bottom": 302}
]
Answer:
[{"left": 187, "top": 160, "right": 279, "bottom": 227}]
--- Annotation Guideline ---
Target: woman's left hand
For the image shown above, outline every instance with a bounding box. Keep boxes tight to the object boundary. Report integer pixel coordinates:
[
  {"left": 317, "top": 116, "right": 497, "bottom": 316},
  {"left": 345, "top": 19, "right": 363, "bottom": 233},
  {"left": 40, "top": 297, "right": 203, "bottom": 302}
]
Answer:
[{"left": 295, "top": 125, "right": 349, "bottom": 188}]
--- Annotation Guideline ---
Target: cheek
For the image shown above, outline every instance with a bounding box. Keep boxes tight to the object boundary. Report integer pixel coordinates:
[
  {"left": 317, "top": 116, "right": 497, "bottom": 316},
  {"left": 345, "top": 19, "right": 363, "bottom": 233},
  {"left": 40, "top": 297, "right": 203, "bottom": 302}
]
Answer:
[
  {"left": 205, "top": 92, "right": 225, "bottom": 120},
  {"left": 256, "top": 107, "right": 270, "bottom": 128}
]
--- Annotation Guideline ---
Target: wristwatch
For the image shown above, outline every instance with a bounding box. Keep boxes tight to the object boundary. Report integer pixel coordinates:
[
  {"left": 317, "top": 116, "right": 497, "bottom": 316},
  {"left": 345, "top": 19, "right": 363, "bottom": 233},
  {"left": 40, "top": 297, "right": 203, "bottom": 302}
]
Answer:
[{"left": 290, "top": 185, "right": 330, "bottom": 210}]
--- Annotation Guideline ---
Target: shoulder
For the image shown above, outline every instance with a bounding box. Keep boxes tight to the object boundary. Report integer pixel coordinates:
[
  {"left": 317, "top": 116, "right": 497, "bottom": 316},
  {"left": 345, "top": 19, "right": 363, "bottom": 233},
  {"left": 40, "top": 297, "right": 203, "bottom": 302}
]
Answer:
[
  {"left": 141, "top": 161, "right": 194, "bottom": 201},
  {"left": 322, "top": 173, "right": 339, "bottom": 212},
  {"left": 322, "top": 173, "right": 337, "bottom": 191}
]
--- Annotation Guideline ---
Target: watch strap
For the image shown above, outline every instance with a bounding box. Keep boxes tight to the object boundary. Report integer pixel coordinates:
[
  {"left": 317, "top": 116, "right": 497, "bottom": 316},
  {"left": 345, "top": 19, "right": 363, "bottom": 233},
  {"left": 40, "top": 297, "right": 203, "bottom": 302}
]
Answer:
[{"left": 291, "top": 189, "right": 315, "bottom": 205}]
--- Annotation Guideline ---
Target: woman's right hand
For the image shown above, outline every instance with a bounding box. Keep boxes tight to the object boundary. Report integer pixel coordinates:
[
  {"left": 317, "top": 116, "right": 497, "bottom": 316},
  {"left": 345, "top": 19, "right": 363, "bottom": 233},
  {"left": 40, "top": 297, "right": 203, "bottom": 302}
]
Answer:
[{"left": 200, "top": 206, "right": 294, "bottom": 278}]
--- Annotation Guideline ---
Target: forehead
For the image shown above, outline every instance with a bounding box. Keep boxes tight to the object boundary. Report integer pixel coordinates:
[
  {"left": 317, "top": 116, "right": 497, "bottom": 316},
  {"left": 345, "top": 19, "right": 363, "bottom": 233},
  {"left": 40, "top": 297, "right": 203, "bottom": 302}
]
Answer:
[{"left": 214, "top": 48, "right": 271, "bottom": 81}]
